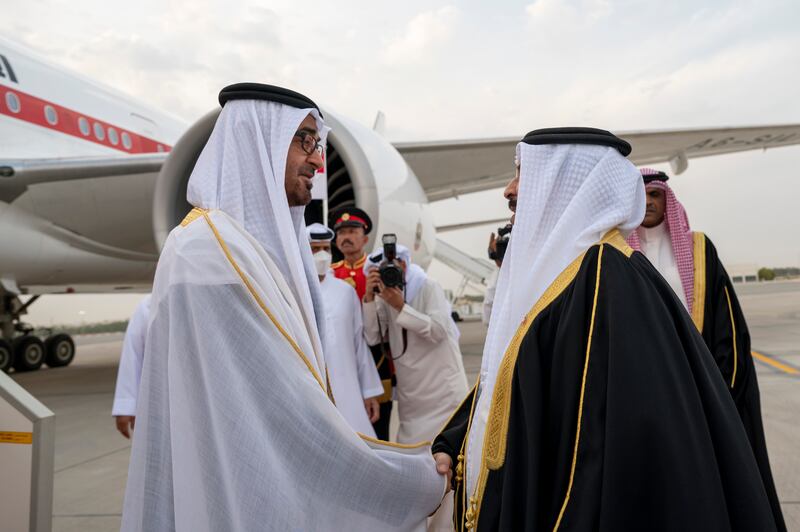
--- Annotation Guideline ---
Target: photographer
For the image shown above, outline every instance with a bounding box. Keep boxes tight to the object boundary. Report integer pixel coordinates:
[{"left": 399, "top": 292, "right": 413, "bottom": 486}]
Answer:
[
  {"left": 483, "top": 224, "right": 511, "bottom": 325},
  {"left": 362, "top": 238, "right": 468, "bottom": 444}
]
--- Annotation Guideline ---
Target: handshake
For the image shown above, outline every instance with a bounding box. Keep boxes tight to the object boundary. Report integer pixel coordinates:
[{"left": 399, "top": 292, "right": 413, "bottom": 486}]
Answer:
[{"left": 433, "top": 452, "right": 454, "bottom": 491}]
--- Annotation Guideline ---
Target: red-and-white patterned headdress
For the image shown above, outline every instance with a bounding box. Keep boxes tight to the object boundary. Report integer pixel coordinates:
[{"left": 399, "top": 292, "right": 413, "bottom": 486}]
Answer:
[{"left": 627, "top": 168, "right": 696, "bottom": 312}]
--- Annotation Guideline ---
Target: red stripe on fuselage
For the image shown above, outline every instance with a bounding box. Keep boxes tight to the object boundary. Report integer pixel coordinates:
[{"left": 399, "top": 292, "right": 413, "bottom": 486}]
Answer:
[{"left": 0, "top": 85, "right": 171, "bottom": 154}]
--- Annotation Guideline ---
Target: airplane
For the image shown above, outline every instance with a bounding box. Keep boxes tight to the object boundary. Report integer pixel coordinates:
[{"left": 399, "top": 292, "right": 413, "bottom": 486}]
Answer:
[{"left": 2, "top": 35, "right": 799, "bottom": 373}]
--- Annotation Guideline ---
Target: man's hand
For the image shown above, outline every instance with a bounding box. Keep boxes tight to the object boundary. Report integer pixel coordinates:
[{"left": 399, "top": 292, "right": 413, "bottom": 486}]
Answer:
[
  {"left": 115, "top": 415, "right": 135, "bottom": 439},
  {"left": 364, "top": 397, "right": 380, "bottom": 423},
  {"left": 488, "top": 232, "right": 502, "bottom": 267},
  {"left": 380, "top": 286, "right": 404, "bottom": 312},
  {"left": 433, "top": 452, "right": 453, "bottom": 492},
  {"left": 363, "top": 269, "right": 382, "bottom": 303}
]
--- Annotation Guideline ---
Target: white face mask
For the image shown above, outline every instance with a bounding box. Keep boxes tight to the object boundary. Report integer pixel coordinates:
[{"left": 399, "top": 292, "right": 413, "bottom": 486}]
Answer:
[{"left": 313, "top": 250, "right": 332, "bottom": 276}]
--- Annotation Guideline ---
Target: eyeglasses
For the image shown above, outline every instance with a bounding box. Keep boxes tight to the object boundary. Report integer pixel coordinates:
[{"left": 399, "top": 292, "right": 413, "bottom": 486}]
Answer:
[{"left": 293, "top": 130, "right": 324, "bottom": 156}]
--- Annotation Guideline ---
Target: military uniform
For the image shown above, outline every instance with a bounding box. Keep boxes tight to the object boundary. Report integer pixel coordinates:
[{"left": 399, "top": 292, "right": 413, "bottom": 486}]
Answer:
[
  {"left": 330, "top": 208, "right": 396, "bottom": 440},
  {"left": 332, "top": 255, "right": 368, "bottom": 299}
]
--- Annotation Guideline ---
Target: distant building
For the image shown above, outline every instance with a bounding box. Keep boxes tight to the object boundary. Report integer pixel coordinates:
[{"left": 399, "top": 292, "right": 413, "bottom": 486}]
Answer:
[
  {"left": 774, "top": 267, "right": 800, "bottom": 280},
  {"left": 727, "top": 263, "right": 759, "bottom": 283}
]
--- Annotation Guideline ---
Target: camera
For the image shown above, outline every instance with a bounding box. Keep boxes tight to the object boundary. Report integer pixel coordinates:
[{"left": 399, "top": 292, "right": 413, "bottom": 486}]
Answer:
[
  {"left": 378, "top": 234, "right": 405, "bottom": 289},
  {"left": 489, "top": 224, "right": 512, "bottom": 263}
]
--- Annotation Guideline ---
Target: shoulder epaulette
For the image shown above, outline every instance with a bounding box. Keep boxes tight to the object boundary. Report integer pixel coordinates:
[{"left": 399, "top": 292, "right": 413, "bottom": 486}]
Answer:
[
  {"left": 180, "top": 207, "right": 206, "bottom": 227},
  {"left": 600, "top": 229, "right": 634, "bottom": 258}
]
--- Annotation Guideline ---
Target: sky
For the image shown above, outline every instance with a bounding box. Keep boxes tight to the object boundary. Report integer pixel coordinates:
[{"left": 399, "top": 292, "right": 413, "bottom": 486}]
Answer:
[{"left": 3, "top": 0, "right": 800, "bottom": 324}]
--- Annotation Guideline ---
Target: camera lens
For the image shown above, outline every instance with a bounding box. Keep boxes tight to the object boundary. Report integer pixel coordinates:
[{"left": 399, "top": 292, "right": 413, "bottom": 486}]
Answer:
[{"left": 379, "top": 264, "right": 404, "bottom": 288}]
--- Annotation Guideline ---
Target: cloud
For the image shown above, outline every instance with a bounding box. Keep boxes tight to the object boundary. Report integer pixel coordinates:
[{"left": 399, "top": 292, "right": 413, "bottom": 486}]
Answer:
[
  {"left": 382, "top": 6, "right": 460, "bottom": 65},
  {"left": 525, "top": 0, "right": 611, "bottom": 29},
  {"left": 3, "top": 2, "right": 295, "bottom": 121},
  {"left": 525, "top": 0, "right": 573, "bottom": 21},
  {"left": 557, "top": 36, "right": 800, "bottom": 129}
]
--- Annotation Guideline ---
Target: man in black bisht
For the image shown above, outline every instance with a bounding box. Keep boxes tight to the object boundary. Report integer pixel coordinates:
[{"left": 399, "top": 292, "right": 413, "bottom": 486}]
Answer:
[
  {"left": 627, "top": 168, "right": 785, "bottom": 531},
  {"left": 432, "top": 128, "right": 781, "bottom": 531}
]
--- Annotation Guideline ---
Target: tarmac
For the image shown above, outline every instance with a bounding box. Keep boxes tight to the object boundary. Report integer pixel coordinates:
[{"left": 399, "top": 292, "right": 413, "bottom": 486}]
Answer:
[{"left": 9, "top": 280, "right": 800, "bottom": 531}]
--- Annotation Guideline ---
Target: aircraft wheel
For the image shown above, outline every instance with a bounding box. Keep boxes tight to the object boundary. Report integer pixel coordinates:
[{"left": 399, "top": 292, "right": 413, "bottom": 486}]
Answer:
[
  {"left": 13, "top": 336, "right": 45, "bottom": 372},
  {"left": 0, "top": 339, "right": 13, "bottom": 373},
  {"left": 45, "top": 334, "right": 76, "bottom": 367}
]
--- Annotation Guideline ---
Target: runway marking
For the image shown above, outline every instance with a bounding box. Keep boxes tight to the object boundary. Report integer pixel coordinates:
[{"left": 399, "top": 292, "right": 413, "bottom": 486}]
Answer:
[
  {"left": 32, "top": 391, "right": 114, "bottom": 398},
  {"left": 752, "top": 351, "right": 799, "bottom": 376},
  {"left": 53, "top": 513, "right": 122, "bottom": 518},
  {"left": 54, "top": 445, "right": 131, "bottom": 474}
]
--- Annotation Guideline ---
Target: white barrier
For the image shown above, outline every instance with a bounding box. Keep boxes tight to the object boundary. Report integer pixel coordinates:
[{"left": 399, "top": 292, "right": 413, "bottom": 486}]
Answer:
[{"left": 0, "top": 371, "right": 54, "bottom": 532}]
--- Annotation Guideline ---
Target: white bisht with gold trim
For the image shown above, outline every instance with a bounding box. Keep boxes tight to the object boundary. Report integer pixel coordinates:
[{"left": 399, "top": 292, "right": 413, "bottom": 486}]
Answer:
[{"left": 121, "top": 98, "right": 444, "bottom": 531}]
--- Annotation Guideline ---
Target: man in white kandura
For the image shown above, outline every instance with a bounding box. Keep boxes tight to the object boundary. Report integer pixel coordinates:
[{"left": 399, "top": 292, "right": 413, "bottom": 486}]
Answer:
[
  {"left": 112, "top": 294, "right": 151, "bottom": 439},
  {"left": 121, "top": 83, "right": 445, "bottom": 532},
  {"left": 306, "top": 222, "right": 383, "bottom": 436}
]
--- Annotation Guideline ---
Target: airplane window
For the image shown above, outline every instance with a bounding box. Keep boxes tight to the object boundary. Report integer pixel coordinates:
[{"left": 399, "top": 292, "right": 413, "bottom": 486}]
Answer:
[
  {"left": 44, "top": 105, "right": 58, "bottom": 125},
  {"left": 108, "top": 127, "right": 119, "bottom": 145},
  {"left": 121, "top": 131, "right": 132, "bottom": 150},
  {"left": 78, "top": 117, "right": 90, "bottom": 136},
  {"left": 5, "top": 91, "right": 20, "bottom": 113},
  {"left": 93, "top": 122, "right": 105, "bottom": 141}
]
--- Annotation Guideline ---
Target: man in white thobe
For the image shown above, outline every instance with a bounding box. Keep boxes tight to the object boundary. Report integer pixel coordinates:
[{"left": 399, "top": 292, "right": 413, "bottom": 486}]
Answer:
[
  {"left": 121, "top": 83, "right": 444, "bottom": 532},
  {"left": 306, "top": 223, "right": 383, "bottom": 436},
  {"left": 112, "top": 294, "right": 151, "bottom": 438}
]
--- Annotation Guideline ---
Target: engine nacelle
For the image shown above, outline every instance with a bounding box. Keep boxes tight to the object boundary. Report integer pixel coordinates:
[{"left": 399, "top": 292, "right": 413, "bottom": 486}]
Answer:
[{"left": 152, "top": 109, "right": 435, "bottom": 268}]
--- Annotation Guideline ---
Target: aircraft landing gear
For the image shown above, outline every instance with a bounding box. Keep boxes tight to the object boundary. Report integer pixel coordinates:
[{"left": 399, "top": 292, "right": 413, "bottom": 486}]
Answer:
[
  {"left": 44, "top": 333, "right": 75, "bottom": 367},
  {"left": 1, "top": 293, "right": 75, "bottom": 373},
  {"left": 0, "top": 339, "right": 12, "bottom": 373},
  {"left": 12, "top": 335, "right": 45, "bottom": 372}
]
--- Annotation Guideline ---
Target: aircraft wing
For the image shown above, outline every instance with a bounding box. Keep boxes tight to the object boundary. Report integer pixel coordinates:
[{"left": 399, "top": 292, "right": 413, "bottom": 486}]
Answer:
[
  {"left": 6, "top": 124, "right": 799, "bottom": 204},
  {"left": 395, "top": 124, "right": 800, "bottom": 201},
  {"left": 0, "top": 154, "right": 167, "bottom": 202}
]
